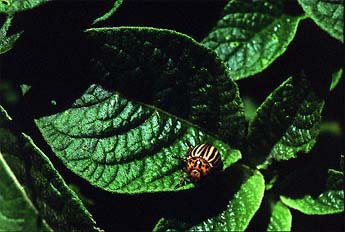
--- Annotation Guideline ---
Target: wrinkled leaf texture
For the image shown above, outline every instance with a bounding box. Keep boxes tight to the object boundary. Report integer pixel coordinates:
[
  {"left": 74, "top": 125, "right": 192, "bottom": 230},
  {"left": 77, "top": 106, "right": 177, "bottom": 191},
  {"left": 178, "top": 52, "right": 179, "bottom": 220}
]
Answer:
[
  {"left": 153, "top": 166, "right": 265, "bottom": 231},
  {"left": 247, "top": 76, "right": 324, "bottom": 168},
  {"left": 203, "top": 0, "right": 303, "bottom": 80}
]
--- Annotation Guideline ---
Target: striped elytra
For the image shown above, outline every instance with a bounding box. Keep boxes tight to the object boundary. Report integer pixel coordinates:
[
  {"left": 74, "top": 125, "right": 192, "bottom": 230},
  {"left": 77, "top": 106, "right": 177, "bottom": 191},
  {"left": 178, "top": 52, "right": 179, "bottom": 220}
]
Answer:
[{"left": 185, "top": 144, "right": 223, "bottom": 183}]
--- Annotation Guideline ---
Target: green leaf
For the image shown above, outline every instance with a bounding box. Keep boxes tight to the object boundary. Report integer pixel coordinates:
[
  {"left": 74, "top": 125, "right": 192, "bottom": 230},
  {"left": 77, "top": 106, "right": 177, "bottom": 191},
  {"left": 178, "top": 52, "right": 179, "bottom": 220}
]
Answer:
[
  {"left": 243, "top": 97, "right": 258, "bottom": 122},
  {"left": 247, "top": 77, "right": 324, "bottom": 168},
  {"left": 0, "top": 16, "right": 22, "bottom": 54},
  {"left": 0, "top": 0, "right": 49, "bottom": 14},
  {"left": 298, "top": 0, "right": 344, "bottom": 42},
  {"left": 202, "top": 0, "right": 303, "bottom": 80},
  {"left": 85, "top": 27, "right": 245, "bottom": 148},
  {"left": 35, "top": 84, "right": 242, "bottom": 194},
  {"left": 0, "top": 106, "right": 101, "bottom": 231},
  {"left": 320, "top": 121, "right": 341, "bottom": 136},
  {"left": 267, "top": 200, "right": 292, "bottom": 232},
  {"left": 92, "top": 0, "right": 123, "bottom": 24},
  {"left": 0, "top": 152, "right": 52, "bottom": 232},
  {"left": 153, "top": 166, "right": 265, "bottom": 231},
  {"left": 281, "top": 169, "right": 344, "bottom": 215},
  {"left": 330, "top": 68, "right": 343, "bottom": 91}
]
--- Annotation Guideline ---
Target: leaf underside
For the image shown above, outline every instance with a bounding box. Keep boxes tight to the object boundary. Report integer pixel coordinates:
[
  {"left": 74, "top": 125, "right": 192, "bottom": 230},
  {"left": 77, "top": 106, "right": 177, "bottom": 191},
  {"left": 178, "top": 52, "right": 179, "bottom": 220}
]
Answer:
[
  {"left": 202, "top": 0, "right": 302, "bottom": 80},
  {"left": 35, "top": 84, "right": 242, "bottom": 194}
]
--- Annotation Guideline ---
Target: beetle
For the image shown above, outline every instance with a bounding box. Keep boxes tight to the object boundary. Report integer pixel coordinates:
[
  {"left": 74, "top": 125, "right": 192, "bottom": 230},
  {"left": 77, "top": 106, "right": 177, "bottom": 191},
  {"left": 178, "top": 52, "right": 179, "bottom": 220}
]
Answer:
[{"left": 174, "top": 143, "right": 223, "bottom": 187}]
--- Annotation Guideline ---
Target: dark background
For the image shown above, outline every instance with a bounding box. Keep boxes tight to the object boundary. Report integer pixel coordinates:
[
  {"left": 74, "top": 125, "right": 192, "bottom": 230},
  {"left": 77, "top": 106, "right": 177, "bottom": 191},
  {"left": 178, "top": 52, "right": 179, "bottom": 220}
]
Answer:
[{"left": 0, "top": 1, "right": 343, "bottom": 231}]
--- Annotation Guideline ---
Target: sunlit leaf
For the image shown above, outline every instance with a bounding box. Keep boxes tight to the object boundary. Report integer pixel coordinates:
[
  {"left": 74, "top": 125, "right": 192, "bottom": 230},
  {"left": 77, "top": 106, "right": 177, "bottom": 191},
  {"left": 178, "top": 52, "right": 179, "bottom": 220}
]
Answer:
[
  {"left": 267, "top": 200, "right": 292, "bottom": 231},
  {"left": 153, "top": 166, "right": 265, "bottom": 231},
  {"left": 248, "top": 77, "right": 323, "bottom": 168},
  {"left": 85, "top": 27, "right": 245, "bottom": 147},
  {"left": 298, "top": 0, "right": 344, "bottom": 42},
  {"left": 93, "top": 0, "right": 123, "bottom": 24},
  {"left": 202, "top": 0, "right": 303, "bottom": 80},
  {"left": 0, "top": 0, "right": 50, "bottom": 14},
  {"left": 281, "top": 169, "right": 344, "bottom": 215},
  {"left": 35, "top": 84, "right": 242, "bottom": 194},
  {"left": 0, "top": 16, "right": 22, "bottom": 54}
]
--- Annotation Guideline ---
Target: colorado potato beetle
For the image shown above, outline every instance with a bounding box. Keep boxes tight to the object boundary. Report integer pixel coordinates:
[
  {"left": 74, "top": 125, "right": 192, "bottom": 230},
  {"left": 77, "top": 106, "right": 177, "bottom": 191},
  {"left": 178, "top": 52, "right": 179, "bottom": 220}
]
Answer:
[{"left": 175, "top": 143, "right": 223, "bottom": 186}]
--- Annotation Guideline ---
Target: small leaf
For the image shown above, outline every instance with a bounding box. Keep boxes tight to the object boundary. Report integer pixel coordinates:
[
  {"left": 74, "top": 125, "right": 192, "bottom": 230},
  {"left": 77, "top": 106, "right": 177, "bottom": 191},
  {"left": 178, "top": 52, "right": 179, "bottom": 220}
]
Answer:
[
  {"left": 0, "top": 152, "right": 53, "bottom": 232},
  {"left": 85, "top": 27, "right": 245, "bottom": 148},
  {"left": 202, "top": 0, "right": 303, "bottom": 80},
  {"left": 153, "top": 166, "right": 265, "bottom": 231},
  {"left": 0, "top": 0, "right": 50, "bottom": 14},
  {"left": 243, "top": 96, "right": 258, "bottom": 122},
  {"left": 298, "top": 0, "right": 344, "bottom": 42},
  {"left": 281, "top": 169, "right": 344, "bottom": 215},
  {"left": 92, "top": 0, "right": 123, "bottom": 24},
  {"left": 330, "top": 68, "right": 343, "bottom": 91},
  {"left": 35, "top": 84, "right": 242, "bottom": 194},
  {"left": 247, "top": 77, "right": 324, "bottom": 167},
  {"left": 320, "top": 121, "right": 341, "bottom": 136},
  {"left": 0, "top": 16, "right": 22, "bottom": 54},
  {"left": 267, "top": 200, "right": 292, "bottom": 232},
  {"left": 0, "top": 106, "right": 101, "bottom": 232}
]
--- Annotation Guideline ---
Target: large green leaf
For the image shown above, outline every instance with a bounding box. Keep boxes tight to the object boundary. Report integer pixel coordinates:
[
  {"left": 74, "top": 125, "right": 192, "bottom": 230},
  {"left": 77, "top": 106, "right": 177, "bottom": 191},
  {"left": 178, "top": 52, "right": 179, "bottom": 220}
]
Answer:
[
  {"left": 92, "top": 0, "right": 123, "bottom": 24},
  {"left": 267, "top": 200, "right": 292, "bottom": 231},
  {"left": 0, "top": 16, "right": 22, "bottom": 54},
  {"left": 0, "top": 106, "right": 101, "bottom": 232},
  {"left": 0, "top": 152, "right": 52, "bottom": 232},
  {"left": 298, "top": 0, "right": 344, "bottom": 42},
  {"left": 153, "top": 166, "right": 265, "bottom": 231},
  {"left": 0, "top": 0, "right": 49, "bottom": 14},
  {"left": 85, "top": 27, "right": 245, "bottom": 148},
  {"left": 35, "top": 84, "right": 242, "bottom": 194},
  {"left": 281, "top": 169, "right": 344, "bottom": 215},
  {"left": 202, "top": 0, "right": 303, "bottom": 80},
  {"left": 247, "top": 77, "right": 324, "bottom": 168}
]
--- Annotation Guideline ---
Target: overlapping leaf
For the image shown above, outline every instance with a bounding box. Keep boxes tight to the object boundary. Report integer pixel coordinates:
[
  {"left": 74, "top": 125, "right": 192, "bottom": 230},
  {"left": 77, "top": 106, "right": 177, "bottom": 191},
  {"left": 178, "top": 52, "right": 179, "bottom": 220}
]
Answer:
[
  {"left": 298, "top": 0, "right": 344, "bottom": 42},
  {"left": 0, "top": 152, "right": 52, "bottom": 232},
  {"left": 202, "top": 0, "right": 303, "bottom": 80},
  {"left": 267, "top": 200, "right": 292, "bottom": 231},
  {"left": 0, "top": 0, "right": 49, "bottom": 14},
  {"left": 0, "top": 106, "right": 101, "bottom": 232},
  {"left": 247, "top": 77, "right": 324, "bottom": 167},
  {"left": 85, "top": 27, "right": 245, "bottom": 147},
  {"left": 281, "top": 169, "right": 344, "bottom": 215},
  {"left": 35, "top": 84, "right": 242, "bottom": 194},
  {"left": 0, "top": 16, "right": 22, "bottom": 54},
  {"left": 153, "top": 166, "right": 265, "bottom": 231}
]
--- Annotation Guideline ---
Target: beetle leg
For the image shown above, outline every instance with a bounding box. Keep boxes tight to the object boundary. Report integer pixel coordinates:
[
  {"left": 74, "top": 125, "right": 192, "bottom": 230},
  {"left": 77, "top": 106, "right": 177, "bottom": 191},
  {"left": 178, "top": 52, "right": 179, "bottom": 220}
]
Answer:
[
  {"left": 175, "top": 175, "right": 187, "bottom": 188},
  {"left": 186, "top": 141, "right": 193, "bottom": 150}
]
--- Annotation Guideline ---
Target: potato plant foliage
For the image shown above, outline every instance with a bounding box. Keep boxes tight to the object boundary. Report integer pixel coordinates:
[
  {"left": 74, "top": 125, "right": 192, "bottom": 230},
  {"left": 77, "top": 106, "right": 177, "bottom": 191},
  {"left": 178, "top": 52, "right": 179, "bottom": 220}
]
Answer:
[{"left": 0, "top": 0, "right": 343, "bottom": 231}]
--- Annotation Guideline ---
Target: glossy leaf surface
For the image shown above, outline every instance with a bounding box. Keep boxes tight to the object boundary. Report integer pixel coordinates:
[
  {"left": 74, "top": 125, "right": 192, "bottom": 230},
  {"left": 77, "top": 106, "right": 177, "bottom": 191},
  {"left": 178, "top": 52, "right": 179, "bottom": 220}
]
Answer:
[
  {"left": 35, "top": 84, "right": 242, "bottom": 194},
  {"left": 202, "top": 0, "right": 303, "bottom": 80}
]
